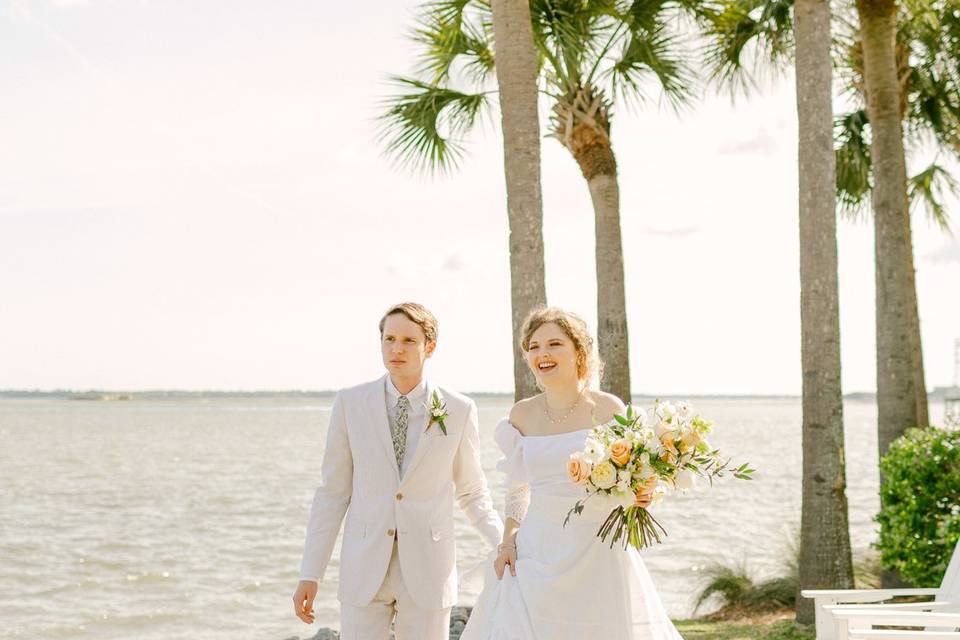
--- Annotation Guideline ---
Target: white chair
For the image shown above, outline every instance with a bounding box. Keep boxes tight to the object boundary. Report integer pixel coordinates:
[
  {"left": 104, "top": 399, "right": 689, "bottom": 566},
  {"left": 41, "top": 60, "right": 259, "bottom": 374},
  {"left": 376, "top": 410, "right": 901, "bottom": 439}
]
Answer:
[
  {"left": 801, "top": 539, "right": 960, "bottom": 640},
  {"left": 831, "top": 609, "right": 960, "bottom": 640},
  {"left": 848, "top": 630, "right": 960, "bottom": 640}
]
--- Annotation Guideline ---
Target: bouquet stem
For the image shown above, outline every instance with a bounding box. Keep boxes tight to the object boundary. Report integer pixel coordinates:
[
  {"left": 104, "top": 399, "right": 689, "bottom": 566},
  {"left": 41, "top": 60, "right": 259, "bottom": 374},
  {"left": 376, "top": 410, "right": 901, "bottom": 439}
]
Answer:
[{"left": 597, "top": 506, "right": 667, "bottom": 550}]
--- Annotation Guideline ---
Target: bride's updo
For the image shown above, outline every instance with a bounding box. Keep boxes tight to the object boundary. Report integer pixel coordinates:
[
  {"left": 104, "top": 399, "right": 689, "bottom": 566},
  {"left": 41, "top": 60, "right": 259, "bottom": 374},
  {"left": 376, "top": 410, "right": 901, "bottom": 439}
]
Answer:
[{"left": 520, "top": 306, "right": 603, "bottom": 385}]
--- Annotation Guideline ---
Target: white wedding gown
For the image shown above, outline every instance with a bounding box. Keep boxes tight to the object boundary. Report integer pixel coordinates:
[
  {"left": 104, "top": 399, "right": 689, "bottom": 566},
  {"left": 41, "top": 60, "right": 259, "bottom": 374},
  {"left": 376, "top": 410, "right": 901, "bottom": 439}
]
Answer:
[{"left": 460, "top": 418, "right": 684, "bottom": 640}]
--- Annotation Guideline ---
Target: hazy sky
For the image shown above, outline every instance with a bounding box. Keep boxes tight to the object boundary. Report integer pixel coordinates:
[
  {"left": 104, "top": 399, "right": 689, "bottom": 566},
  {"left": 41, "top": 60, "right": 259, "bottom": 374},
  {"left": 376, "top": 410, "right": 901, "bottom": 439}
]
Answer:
[{"left": 1, "top": 0, "right": 958, "bottom": 395}]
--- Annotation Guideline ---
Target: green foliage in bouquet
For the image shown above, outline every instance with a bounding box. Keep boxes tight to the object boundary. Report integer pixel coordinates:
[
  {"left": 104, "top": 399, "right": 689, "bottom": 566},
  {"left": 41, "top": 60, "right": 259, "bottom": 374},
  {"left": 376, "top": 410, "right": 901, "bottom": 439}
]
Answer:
[{"left": 876, "top": 426, "right": 960, "bottom": 586}]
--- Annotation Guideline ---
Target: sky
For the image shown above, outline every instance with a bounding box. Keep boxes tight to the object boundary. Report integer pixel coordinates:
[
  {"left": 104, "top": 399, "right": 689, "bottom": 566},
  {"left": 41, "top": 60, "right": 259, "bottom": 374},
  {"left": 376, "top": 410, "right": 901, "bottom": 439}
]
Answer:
[{"left": 1, "top": 0, "right": 958, "bottom": 395}]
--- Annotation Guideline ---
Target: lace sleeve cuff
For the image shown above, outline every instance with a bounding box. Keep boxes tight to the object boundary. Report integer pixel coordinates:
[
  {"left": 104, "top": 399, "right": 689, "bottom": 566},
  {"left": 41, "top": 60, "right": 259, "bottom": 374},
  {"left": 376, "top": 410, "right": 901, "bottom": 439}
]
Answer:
[{"left": 504, "top": 483, "right": 531, "bottom": 523}]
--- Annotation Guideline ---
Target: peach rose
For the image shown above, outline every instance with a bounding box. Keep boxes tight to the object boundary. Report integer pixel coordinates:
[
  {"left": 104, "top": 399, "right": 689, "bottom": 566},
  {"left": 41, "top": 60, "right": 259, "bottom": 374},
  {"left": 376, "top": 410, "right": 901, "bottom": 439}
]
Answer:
[
  {"left": 659, "top": 436, "right": 680, "bottom": 465},
  {"left": 567, "top": 454, "right": 591, "bottom": 484},
  {"left": 680, "top": 430, "right": 700, "bottom": 452},
  {"left": 610, "top": 439, "right": 631, "bottom": 466},
  {"left": 634, "top": 476, "right": 658, "bottom": 506}
]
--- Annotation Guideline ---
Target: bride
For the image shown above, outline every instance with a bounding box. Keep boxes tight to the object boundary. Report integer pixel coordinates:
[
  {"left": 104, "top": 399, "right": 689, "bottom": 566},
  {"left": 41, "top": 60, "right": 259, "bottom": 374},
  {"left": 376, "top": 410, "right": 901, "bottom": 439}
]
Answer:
[{"left": 461, "top": 307, "right": 683, "bottom": 640}]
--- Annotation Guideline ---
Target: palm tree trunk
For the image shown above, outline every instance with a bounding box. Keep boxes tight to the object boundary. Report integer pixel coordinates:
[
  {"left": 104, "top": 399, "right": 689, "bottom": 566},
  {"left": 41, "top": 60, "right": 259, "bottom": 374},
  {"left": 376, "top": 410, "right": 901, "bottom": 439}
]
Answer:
[
  {"left": 490, "top": 0, "right": 548, "bottom": 401},
  {"left": 857, "top": 0, "right": 923, "bottom": 587},
  {"left": 909, "top": 258, "right": 929, "bottom": 427},
  {"left": 578, "top": 145, "right": 631, "bottom": 403},
  {"left": 856, "top": 0, "right": 921, "bottom": 454},
  {"left": 794, "top": 0, "right": 855, "bottom": 623}
]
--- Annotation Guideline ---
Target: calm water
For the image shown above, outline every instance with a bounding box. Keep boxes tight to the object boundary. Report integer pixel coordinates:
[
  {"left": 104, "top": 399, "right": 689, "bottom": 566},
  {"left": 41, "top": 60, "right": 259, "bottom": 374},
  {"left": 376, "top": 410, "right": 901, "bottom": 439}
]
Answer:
[{"left": 0, "top": 396, "right": 946, "bottom": 639}]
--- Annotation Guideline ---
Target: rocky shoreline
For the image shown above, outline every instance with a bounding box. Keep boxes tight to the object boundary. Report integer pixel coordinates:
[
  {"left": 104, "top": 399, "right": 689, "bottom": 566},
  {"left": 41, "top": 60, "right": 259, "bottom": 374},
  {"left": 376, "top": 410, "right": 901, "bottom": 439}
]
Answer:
[{"left": 285, "top": 606, "right": 472, "bottom": 640}]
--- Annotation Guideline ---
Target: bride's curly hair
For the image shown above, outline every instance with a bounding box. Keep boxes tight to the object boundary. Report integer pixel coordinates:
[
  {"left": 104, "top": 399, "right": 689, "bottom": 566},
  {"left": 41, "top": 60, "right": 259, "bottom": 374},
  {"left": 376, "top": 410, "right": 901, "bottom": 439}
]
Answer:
[{"left": 519, "top": 306, "right": 603, "bottom": 387}]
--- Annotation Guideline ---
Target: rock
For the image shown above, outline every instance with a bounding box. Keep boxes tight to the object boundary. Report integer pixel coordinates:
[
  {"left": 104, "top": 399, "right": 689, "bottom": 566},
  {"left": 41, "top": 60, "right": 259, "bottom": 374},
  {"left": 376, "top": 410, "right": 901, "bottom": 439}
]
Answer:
[
  {"left": 305, "top": 630, "right": 339, "bottom": 640},
  {"left": 450, "top": 606, "right": 472, "bottom": 639}
]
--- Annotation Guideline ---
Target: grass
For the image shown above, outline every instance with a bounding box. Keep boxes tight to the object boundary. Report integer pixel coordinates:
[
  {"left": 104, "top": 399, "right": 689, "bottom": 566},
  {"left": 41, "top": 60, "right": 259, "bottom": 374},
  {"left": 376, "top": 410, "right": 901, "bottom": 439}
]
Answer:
[{"left": 675, "top": 617, "right": 815, "bottom": 640}]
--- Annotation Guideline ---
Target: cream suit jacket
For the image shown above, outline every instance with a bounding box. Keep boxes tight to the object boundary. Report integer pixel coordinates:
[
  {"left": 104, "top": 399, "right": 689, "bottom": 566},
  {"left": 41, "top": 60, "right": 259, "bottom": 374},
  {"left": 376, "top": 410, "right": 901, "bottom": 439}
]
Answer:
[{"left": 299, "top": 374, "right": 504, "bottom": 609}]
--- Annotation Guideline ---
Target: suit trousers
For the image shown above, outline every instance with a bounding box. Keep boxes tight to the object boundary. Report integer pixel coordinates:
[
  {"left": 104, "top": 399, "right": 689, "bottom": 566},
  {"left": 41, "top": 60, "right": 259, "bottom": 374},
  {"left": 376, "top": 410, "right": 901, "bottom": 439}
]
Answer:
[{"left": 340, "top": 541, "right": 451, "bottom": 640}]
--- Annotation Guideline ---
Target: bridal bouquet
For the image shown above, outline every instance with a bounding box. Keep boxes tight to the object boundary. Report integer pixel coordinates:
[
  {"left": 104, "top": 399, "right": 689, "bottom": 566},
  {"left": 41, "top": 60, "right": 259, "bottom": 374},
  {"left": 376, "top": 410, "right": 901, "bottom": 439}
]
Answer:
[{"left": 564, "top": 401, "right": 753, "bottom": 550}]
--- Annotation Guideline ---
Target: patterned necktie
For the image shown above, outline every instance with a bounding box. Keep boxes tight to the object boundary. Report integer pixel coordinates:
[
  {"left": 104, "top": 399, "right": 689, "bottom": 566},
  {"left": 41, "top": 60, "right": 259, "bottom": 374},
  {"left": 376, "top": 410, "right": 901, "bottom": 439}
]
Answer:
[{"left": 392, "top": 395, "right": 410, "bottom": 470}]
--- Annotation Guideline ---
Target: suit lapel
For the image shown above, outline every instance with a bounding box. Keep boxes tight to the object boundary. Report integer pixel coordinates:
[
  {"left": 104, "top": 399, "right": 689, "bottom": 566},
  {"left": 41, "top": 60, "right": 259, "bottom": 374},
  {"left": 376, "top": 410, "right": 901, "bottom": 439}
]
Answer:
[
  {"left": 368, "top": 373, "right": 400, "bottom": 480},
  {"left": 400, "top": 379, "right": 437, "bottom": 483}
]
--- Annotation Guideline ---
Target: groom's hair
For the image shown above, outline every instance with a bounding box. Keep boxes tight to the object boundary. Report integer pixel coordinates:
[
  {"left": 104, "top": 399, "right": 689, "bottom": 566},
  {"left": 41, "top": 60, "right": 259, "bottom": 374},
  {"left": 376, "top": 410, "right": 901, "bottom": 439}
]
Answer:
[{"left": 379, "top": 302, "right": 439, "bottom": 343}]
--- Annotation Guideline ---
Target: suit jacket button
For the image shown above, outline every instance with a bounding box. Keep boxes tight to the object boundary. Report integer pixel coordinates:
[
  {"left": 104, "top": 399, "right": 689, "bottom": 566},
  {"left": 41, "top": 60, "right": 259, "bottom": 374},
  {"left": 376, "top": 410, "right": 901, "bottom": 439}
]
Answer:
[
  {"left": 396, "top": 493, "right": 403, "bottom": 501},
  {"left": 387, "top": 528, "right": 395, "bottom": 537}
]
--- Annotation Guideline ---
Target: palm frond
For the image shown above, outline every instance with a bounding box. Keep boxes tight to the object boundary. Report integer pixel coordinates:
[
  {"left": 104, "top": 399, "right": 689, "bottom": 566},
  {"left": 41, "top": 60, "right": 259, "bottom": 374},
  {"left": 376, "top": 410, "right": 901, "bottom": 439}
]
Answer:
[
  {"left": 701, "top": 0, "right": 795, "bottom": 95},
  {"left": 908, "top": 161, "right": 957, "bottom": 232},
  {"left": 617, "top": 0, "right": 671, "bottom": 34},
  {"left": 834, "top": 109, "right": 873, "bottom": 217},
  {"left": 898, "top": 1, "right": 960, "bottom": 153},
  {"left": 411, "top": 0, "right": 496, "bottom": 84},
  {"left": 608, "top": 23, "right": 693, "bottom": 110},
  {"left": 530, "top": 0, "right": 614, "bottom": 89},
  {"left": 378, "top": 77, "right": 489, "bottom": 174}
]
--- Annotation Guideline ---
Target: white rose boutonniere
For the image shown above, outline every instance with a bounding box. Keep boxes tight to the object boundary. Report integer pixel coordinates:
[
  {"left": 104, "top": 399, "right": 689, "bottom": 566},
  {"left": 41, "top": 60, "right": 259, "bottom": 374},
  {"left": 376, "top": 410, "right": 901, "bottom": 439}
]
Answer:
[{"left": 428, "top": 390, "right": 449, "bottom": 435}]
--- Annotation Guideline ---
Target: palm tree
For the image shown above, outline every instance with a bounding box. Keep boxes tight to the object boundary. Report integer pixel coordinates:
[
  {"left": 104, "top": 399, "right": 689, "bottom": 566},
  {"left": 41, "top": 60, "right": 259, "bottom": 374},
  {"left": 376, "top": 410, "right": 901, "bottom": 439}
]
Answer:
[
  {"left": 490, "top": 0, "right": 548, "bottom": 401},
  {"left": 379, "top": 0, "right": 545, "bottom": 401},
  {"left": 833, "top": 0, "right": 960, "bottom": 437},
  {"left": 380, "top": 0, "right": 703, "bottom": 404},
  {"left": 795, "top": 0, "right": 856, "bottom": 623},
  {"left": 854, "top": 0, "right": 927, "bottom": 462},
  {"left": 701, "top": 0, "right": 854, "bottom": 623},
  {"left": 708, "top": 1, "right": 959, "bottom": 447}
]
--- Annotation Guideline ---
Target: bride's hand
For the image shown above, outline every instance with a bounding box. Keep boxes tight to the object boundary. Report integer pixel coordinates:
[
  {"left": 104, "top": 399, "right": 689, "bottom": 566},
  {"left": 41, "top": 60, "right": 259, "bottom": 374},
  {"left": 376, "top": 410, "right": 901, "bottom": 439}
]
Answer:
[{"left": 494, "top": 543, "right": 517, "bottom": 579}]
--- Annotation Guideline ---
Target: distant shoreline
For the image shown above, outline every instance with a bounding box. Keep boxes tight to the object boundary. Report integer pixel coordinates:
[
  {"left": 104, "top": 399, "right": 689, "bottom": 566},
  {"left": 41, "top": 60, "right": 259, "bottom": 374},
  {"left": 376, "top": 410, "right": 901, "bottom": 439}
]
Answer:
[
  {"left": 1, "top": 388, "right": 956, "bottom": 402},
  {"left": 4, "top": 389, "right": 954, "bottom": 401}
]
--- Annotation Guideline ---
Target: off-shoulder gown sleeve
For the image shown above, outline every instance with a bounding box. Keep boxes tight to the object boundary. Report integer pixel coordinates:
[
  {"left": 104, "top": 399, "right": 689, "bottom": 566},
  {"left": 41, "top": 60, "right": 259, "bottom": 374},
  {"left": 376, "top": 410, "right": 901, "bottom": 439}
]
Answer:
[{"left": 494, "top": 418, "right": 531, "bottom": 524}]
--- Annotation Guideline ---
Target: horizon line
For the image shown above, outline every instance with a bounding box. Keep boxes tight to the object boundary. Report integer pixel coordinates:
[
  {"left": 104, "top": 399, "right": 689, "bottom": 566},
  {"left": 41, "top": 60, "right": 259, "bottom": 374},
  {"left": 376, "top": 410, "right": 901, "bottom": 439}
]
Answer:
[{"left": 0, "top": 387, "right": 914, "bottom": 399}]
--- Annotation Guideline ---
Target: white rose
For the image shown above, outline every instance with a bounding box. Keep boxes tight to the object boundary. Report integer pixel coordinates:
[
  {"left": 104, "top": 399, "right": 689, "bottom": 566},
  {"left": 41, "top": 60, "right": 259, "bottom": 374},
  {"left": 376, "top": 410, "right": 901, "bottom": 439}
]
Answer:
[
  {"left": 674, "top": 469, "right": 696, "bottom": 491},
  {"left": 631, "top": 407, "right": 648, "bottom": 426},
  {"left": 637, "top": 463, "right": 655, "bottom": 480},
  {"left": 654, "top": 420, "right": 675, "bottom": 438},
  {"left": 590, "top": 461, "right": 618, "bottom": 490},
  {"left": 646, "top": 438, "right": 663, "bottom": 457},
  {"left": 657, "top": 401, "right": 677, "bottom": 420}
]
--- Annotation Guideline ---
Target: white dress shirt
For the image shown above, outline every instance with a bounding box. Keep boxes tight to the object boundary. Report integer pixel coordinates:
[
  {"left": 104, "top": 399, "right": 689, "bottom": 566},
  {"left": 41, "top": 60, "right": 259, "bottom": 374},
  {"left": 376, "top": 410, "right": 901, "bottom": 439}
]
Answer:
[{"left": 385, "top": 376, "right": 427, "bottom": 478}]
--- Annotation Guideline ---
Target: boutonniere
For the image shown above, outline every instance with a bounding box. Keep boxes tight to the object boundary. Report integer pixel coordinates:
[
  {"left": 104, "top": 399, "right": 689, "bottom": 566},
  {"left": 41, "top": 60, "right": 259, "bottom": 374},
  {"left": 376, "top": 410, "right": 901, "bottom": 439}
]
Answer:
[{"left": 428, "top": 390, "right": 449, "bottom": 435}]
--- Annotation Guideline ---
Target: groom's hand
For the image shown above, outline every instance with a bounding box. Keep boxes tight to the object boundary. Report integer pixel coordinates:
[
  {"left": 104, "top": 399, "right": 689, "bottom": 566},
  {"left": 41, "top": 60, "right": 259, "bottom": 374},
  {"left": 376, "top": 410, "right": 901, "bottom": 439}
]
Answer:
[{"left": 293, "top": 580, "right": 318, "bottom": 624}]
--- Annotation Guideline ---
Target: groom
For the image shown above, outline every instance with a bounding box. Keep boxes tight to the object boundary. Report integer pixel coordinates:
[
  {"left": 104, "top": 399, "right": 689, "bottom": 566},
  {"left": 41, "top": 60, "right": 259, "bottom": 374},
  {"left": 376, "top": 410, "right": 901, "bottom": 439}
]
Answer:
[{"left": 293, "top": 302, "right": 504, "bottom": 640}]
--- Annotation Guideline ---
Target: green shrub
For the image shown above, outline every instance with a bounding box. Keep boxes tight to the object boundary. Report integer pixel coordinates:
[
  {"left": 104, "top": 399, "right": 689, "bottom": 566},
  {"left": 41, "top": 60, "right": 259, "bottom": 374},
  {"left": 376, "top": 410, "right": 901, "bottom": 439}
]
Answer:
[{"left": 876, "top": 426, "right": 960, "bottom": 586}]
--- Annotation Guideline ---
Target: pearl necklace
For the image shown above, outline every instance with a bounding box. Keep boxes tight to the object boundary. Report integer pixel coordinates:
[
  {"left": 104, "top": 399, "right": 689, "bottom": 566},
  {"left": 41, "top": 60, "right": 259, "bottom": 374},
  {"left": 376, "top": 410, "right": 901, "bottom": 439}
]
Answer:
[{"left": 543, "top": 390, "right": 584, "bottom": 425}]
